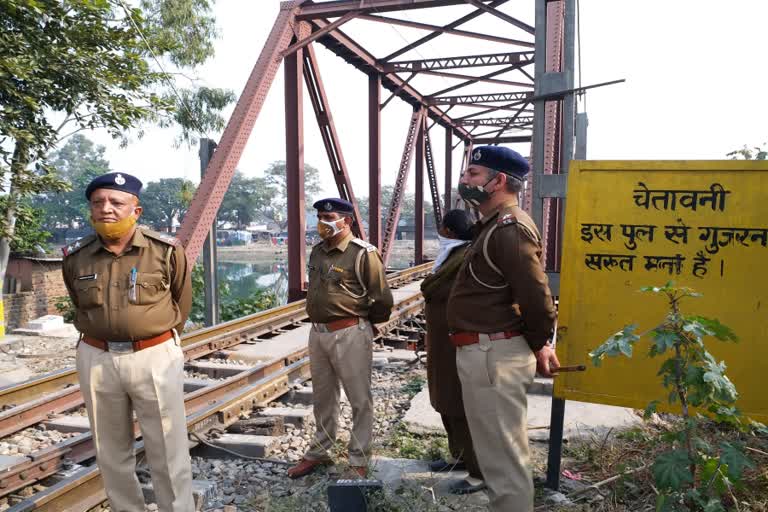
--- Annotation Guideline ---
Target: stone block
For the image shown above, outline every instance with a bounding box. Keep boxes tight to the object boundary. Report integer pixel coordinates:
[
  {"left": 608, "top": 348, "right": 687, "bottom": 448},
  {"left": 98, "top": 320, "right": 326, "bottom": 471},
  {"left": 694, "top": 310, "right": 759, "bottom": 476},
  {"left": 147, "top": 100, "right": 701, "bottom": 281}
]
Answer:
[
  {"left": 197, "top": 433, "right": 279, "bottom": 460},
  {"left": 257, "top": 407, "right": 314, "bottom": 428},
  {"left": 142, "top": 479, "right": 217, "bottom": 511}
]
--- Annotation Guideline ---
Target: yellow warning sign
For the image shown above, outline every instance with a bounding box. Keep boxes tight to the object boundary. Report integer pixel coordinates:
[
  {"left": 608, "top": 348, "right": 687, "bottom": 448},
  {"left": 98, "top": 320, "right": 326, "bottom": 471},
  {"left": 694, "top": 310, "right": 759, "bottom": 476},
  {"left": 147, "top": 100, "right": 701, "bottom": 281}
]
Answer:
[{"left": 554, "top": 160, "right": 768, "bottom": 422}]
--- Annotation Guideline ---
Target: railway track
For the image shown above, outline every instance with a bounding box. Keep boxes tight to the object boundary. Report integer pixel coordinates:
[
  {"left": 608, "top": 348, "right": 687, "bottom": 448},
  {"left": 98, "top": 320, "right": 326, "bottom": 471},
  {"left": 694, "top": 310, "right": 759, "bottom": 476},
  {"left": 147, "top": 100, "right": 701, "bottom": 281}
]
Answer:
[{"left": 0, "top": 264, "right": 430, "bottom": 511}]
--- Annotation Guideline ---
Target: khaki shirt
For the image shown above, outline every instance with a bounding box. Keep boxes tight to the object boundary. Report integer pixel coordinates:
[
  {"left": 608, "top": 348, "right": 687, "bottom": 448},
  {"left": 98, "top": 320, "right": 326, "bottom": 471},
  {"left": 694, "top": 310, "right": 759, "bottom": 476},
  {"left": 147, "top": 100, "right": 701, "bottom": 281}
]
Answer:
[
  {"left": 61, "top": 227, "right": 192, "bottom": 341},
  {"left": 446, "top": 202, "right": 556, "bottom": 351},
  {"left": 306, "top": 232, "right": 393, "bottom": 324}
]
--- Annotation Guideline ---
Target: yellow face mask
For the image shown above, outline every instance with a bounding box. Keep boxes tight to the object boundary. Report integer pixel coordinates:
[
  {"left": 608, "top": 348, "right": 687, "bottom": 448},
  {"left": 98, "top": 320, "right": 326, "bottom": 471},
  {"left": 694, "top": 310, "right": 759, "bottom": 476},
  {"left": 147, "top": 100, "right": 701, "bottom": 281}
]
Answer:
[{"left": 91, "top": 215, "right": 137, "bottom": 240}]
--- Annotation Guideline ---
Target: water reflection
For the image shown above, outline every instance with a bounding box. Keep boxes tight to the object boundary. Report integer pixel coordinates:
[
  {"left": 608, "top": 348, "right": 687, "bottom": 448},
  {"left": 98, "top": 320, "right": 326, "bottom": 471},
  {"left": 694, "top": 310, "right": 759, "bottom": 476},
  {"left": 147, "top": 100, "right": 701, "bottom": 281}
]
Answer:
[{"left": 217, "top": 254, "right": 419, "bottom": 306}]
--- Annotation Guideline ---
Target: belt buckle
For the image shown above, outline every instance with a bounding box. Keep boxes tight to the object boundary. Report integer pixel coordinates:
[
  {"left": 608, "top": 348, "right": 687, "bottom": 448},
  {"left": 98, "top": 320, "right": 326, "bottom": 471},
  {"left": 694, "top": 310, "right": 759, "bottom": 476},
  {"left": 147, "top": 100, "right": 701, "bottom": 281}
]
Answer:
[{"left": 107, "top": 341, "right": 134, "bottom": 354}]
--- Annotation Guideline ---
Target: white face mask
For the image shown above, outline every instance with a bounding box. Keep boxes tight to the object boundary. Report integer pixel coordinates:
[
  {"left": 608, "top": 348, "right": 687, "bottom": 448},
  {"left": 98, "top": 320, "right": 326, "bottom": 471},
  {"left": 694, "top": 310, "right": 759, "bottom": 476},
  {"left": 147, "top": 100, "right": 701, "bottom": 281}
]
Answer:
[{"left": 318, "top": 219, "right": 344, "bottom": 239}]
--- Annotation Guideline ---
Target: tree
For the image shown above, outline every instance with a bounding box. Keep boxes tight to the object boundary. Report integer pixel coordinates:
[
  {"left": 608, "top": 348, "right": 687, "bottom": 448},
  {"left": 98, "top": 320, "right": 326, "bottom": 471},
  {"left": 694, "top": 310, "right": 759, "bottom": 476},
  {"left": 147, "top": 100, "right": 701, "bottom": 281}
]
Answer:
[
  {"left": 263, "top": 161, "right": 322, "bottom": 230},
  {"left": 726, "top": 144, "right": 767, "bottom": 160},
  {"left": 140, "top": 178, "right": 196, "bottom": 232},
  {"left": 218, "top": 171, "right": 276, "bottom": 230},
  {"left": 357, "top": 185, "right": 433, "bottom": 226},
  {"left": 38, "top": 134, "right": 112, "bottom": 232},
  {"left": 0, "top": 0, "right": 235, "bottom": 327},
  {"left": 0, "top": 198, "right": 50, "bottom": 255}
]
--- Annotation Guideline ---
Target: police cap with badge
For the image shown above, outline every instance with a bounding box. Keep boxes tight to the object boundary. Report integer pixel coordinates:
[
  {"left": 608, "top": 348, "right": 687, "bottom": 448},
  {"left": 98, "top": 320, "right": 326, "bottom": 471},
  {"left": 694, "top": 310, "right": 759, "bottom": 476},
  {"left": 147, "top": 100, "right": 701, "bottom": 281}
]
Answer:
[
  {"left": 313, "top": 197, "right": 354, "bottom": 215},
  {"left": 85, "top": 172, "right": 143, "bottom": 200},
  {"left": 470, "top": 145, "right": 530, "bottom": 182}
]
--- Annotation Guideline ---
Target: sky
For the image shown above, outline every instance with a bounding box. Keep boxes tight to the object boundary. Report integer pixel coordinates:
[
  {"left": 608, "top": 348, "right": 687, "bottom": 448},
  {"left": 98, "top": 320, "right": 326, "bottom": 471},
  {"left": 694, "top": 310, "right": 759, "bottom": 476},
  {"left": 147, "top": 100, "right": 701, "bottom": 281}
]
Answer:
[{"left": 85, "top": 1, "right": 768, "bottom": 203}]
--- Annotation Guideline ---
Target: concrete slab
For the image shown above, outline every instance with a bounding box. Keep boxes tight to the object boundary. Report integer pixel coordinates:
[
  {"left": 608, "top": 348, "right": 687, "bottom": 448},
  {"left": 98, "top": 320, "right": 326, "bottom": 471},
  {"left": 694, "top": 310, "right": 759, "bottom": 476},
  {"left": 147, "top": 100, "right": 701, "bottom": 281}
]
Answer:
[
  {"left": 184, "top": 378, "right": 216, "bottom": 392},
  {"left": 257, "top": 407, "right": 313, "bottom": 427},
  {"left": 42, "top": 415, "right": 91, "bottom": 433},
  {"left": 402, "top": 389, "right": 443, "bottom": 435},
  {"left": 403, "top": 386, "right": 642, "bottom": 442},
  {"left": 225, "top": 324, "right": 311, "bottom": 362},
  {"left": 0, "top": 365, "right": 32, "bottom": 387},
  {"left": 18, "top": 315, "right": 64, "bottom": 333},
  {"left": 197, "top": 433, "right": 279, "bottom": 459},
  {"left": 0, "top": 455, "right": 29, "bottom": 471},
  {"left": 527, "top": 394, "right": 641, "bottom": 442},
  {"left": 286, "top": 386, "right": 314, "bottom": 406},
  {"left": 142, "top": 479, "right": 216, "bottom": 511},
  {"left": 529, "top": 377, "right": 553, "bottom": 396},
  {"left": 369, "top": 456, "right": 489, "bottom": 506}
]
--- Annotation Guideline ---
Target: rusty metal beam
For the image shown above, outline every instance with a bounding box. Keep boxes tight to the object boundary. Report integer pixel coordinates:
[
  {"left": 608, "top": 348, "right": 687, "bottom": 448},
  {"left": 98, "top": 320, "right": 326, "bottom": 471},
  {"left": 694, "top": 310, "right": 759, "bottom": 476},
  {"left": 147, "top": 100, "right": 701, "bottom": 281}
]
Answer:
[
  {"left": 369, "top": 73, "right": 382, "bottom": 248},
  {"left": 177, "top": 3, "right": 298, "bottom": 266},
  {"left": 382, "top": 0, "right": 510, "bottom": 62},
  {"left": 444, "top": 128, "right": 452, "bottom": 210},
  {"left": 285, "top": 24, "right": 309, "bottom": 302},
  {"left": 428, "top": 90, "right": 531, "bottom": 105},
  {"left": 466, "top": 0, "right": 535, "bottom": 35},
  {"left": 413, "top": 68, "right": 533, "bottom": 88},
  {"left": 381, "top": 109, "right": 424, "bottom": 266},
  {"left": 428, "top": 63, "right": 533, "bottom": 97},
  {"left": 380, "top": 72, "right": 416, "bottom": 110},
  {"left": 297, "top": 0, "right": 494, "bottom": 19},
  {"left": 384, "top": 52, "right": 534, "bottom": 72},
  {"left": 423, "top": 124, "right": 442, "bottom": 228},
  {"left": 281, "top": 11, "right": 358, "bottom": 57},
  {"left": 415, "top": 116, "right": 425, "bottom": 265},
  {"left": 472, "top": 135, "right": 532, "bottom": 144},
  {"left": 312, "top": 19, "right": 472, "bottom": 140},
  {"left": 357, "top": 13, "right": 534, "bottom": 47},
  {"left": 459, "top": 115, "right": 534, "bottom": 127},
  {"left": 303, "top": 43, "right": 366, "bottom": 240}
]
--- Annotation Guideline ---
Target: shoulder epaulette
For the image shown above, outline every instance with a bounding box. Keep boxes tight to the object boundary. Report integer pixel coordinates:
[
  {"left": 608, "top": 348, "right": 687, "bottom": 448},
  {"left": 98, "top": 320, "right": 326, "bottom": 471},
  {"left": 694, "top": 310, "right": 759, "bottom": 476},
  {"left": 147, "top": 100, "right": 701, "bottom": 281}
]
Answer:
[
  {"left": 142, "top": 228, "right": 181, "bottom": 246},
  {"left": 61, "top": 235, "right": 96, "bottom": 257},
  {"left": 350, "top": 238, "right": 376, "bottom": 253},
  {"left": 498, "top": 213, "right": 519, "bottom": 226}
]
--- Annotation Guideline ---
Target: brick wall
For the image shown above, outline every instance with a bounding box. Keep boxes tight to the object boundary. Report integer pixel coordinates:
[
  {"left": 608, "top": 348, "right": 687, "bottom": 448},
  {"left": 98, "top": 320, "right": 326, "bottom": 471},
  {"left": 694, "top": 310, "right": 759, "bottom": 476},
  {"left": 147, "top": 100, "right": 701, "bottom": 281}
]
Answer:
[{"left": 3, "top": 259, "right": 67, "bottom": 330}]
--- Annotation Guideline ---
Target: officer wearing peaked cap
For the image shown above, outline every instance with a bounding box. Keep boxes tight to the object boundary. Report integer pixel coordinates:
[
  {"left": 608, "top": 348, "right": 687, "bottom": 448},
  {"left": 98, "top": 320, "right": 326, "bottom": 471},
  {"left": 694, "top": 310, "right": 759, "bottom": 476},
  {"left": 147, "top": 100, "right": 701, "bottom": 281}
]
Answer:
[
  {"left": 447, "top": 146, "right": 559, "bottom": 511},
  {"left": 288, "top": 197, "right": 393, "bottom": 479},
  {"left": 62, "top": 172, "right": 194, "bottom": 511}
]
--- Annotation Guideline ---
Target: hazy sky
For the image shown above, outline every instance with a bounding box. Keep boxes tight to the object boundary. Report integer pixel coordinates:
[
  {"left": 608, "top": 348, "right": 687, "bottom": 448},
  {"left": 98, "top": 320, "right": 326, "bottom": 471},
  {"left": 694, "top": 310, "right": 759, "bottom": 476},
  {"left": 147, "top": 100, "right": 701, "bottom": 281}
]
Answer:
[{"left": 85, "top": 1, "right": 768, "bottom": 202}]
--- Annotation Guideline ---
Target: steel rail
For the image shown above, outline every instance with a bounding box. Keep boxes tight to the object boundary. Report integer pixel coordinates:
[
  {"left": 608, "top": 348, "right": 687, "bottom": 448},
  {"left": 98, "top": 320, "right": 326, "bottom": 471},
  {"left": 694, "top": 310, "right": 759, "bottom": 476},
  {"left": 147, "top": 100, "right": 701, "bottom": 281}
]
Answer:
[
  {"left": 5, "top": 290, "right": 427, "bottom": 510},
  {"left": 0, "top": 263, "right": 430, "bottom": 423}
]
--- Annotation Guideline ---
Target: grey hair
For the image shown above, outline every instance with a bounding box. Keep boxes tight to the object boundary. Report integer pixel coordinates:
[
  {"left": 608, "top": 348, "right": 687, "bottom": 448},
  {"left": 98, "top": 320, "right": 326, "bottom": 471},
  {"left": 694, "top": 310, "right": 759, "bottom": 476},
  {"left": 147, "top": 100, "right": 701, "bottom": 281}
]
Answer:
[{"left": 486, "top": 169, "right": 524, "bottom": 194}]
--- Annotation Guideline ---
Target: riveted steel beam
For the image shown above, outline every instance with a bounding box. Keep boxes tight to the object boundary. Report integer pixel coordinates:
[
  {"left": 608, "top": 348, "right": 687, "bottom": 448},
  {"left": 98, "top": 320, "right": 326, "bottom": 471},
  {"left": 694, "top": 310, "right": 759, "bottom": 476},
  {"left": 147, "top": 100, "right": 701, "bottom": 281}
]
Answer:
[
  {"left": 384, "top": 52, "right": 534, "bottom": 72},
  {"left": 177, "top": 3, "right": 300, "bottom": 266}
]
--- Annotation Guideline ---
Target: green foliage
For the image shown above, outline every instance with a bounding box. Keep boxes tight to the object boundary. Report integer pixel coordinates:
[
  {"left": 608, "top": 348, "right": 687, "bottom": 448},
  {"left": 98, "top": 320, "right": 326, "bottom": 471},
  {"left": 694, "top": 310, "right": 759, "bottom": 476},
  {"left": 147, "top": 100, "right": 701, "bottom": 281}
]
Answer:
[
  {"left": 189, "top": 264, "right": 277, "bottom": 324},
  {"left": 140, "top": 178, "right": 196, "bottom": 231},
  {"left": 262, "top": 161, "right": 323, "bottom": 230},
  {"left": 218, "top": 171, "right": 275, "bottom": 230},
  {"left": 38, "top": 134, "right": 111, "bottom": 231},
  {"left": 401, "top": 376, "right": 425, "bottom": 399},
  {"left": 589, "top": 283, "right": 761, "bottom": 510},
  {"left": 726, "top": 144, "right": 767, "bottom": 161},
  {"left": 54, "top": 295, "right": 75, "bottom": 323},
  {"left": 0, "top": 0, "right": 234, "bottom": 268},
  {"left": 0, "top": 198, "right": 51, "bottom": 254}
]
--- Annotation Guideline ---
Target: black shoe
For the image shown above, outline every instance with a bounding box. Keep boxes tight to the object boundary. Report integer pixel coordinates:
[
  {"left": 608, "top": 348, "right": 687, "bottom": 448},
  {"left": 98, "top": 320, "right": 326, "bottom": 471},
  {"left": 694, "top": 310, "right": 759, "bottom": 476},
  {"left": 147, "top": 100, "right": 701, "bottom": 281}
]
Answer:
[
  {"left": 429, "top": 459, "right": 466, "bottom": 472},
  {"left": 450, "top": 479, "right": 487, "bottom": 495}
]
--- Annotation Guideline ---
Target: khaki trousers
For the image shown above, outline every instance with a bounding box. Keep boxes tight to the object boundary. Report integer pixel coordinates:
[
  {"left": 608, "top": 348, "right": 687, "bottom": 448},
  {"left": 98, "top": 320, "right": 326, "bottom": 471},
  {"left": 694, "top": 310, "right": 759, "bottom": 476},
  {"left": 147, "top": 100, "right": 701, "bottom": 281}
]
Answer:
[
  {"left": 457, "top": 335, "right": 536, "bottom": 512},
  {"left": 76, "top": 337, "right": 194, "bottom": 512},
  {"left": 305, "top": 319, "right": 374, "bottom": 467}
]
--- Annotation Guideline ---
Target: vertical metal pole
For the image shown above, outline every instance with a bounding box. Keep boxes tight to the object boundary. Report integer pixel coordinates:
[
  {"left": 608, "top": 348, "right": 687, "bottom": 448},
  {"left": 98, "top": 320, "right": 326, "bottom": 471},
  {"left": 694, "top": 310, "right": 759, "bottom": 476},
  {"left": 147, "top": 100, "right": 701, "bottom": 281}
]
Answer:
[
  {"left": 199, "top": 138, "right": 220, "bottom": 327},
  {"left": 546, "top": 2, "right": 577, "bottom": 491},
  {"left": 285, "top": 35, "right": 306, "bottom": 302},
  {"left": 369, "top": 73, "right": 382, "bottom": 248},
  {"left": 575, "top": 112, "right": 588, "bottom": 160},
  {"left": 414, "top": 117, "right": 425, "bottom": 264},
  {"left": 531, "top": 0, "right": 547, "bottom": 230},
  {"left": 444, "top": 128, "right": 452, "bottom": 211}
]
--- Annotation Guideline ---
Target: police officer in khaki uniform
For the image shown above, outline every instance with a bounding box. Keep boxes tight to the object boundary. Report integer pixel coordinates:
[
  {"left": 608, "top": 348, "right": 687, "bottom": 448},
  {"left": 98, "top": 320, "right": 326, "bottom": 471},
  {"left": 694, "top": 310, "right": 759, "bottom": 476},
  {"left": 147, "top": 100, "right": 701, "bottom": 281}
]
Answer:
[
  {"left": 447, "top": 147, "right": 560, "bottom": 512},
  {"left": 62, "top": 172, "right": 193, "bottom": 512},
  {"left": 288, "top": 198, "right": 393, "bottom": 479}
]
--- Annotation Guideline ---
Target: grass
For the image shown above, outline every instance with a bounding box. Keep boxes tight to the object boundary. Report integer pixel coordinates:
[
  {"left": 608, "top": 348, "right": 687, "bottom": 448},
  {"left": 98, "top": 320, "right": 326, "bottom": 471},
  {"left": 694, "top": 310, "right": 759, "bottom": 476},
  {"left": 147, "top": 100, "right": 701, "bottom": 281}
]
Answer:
[{"left": 557, "top": 417, "right": 768, "bottom": 511}]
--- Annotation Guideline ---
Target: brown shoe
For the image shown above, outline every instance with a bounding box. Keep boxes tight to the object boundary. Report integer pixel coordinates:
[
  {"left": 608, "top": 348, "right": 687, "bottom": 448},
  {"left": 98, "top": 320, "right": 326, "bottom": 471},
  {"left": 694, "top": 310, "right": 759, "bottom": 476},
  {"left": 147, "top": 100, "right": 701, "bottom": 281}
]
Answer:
[
  {"left": 287, "top": 458, "right": 328, "bottom": 479},
  {"left": 350, "top": 465, "right": 368, "bottom": 478}
]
